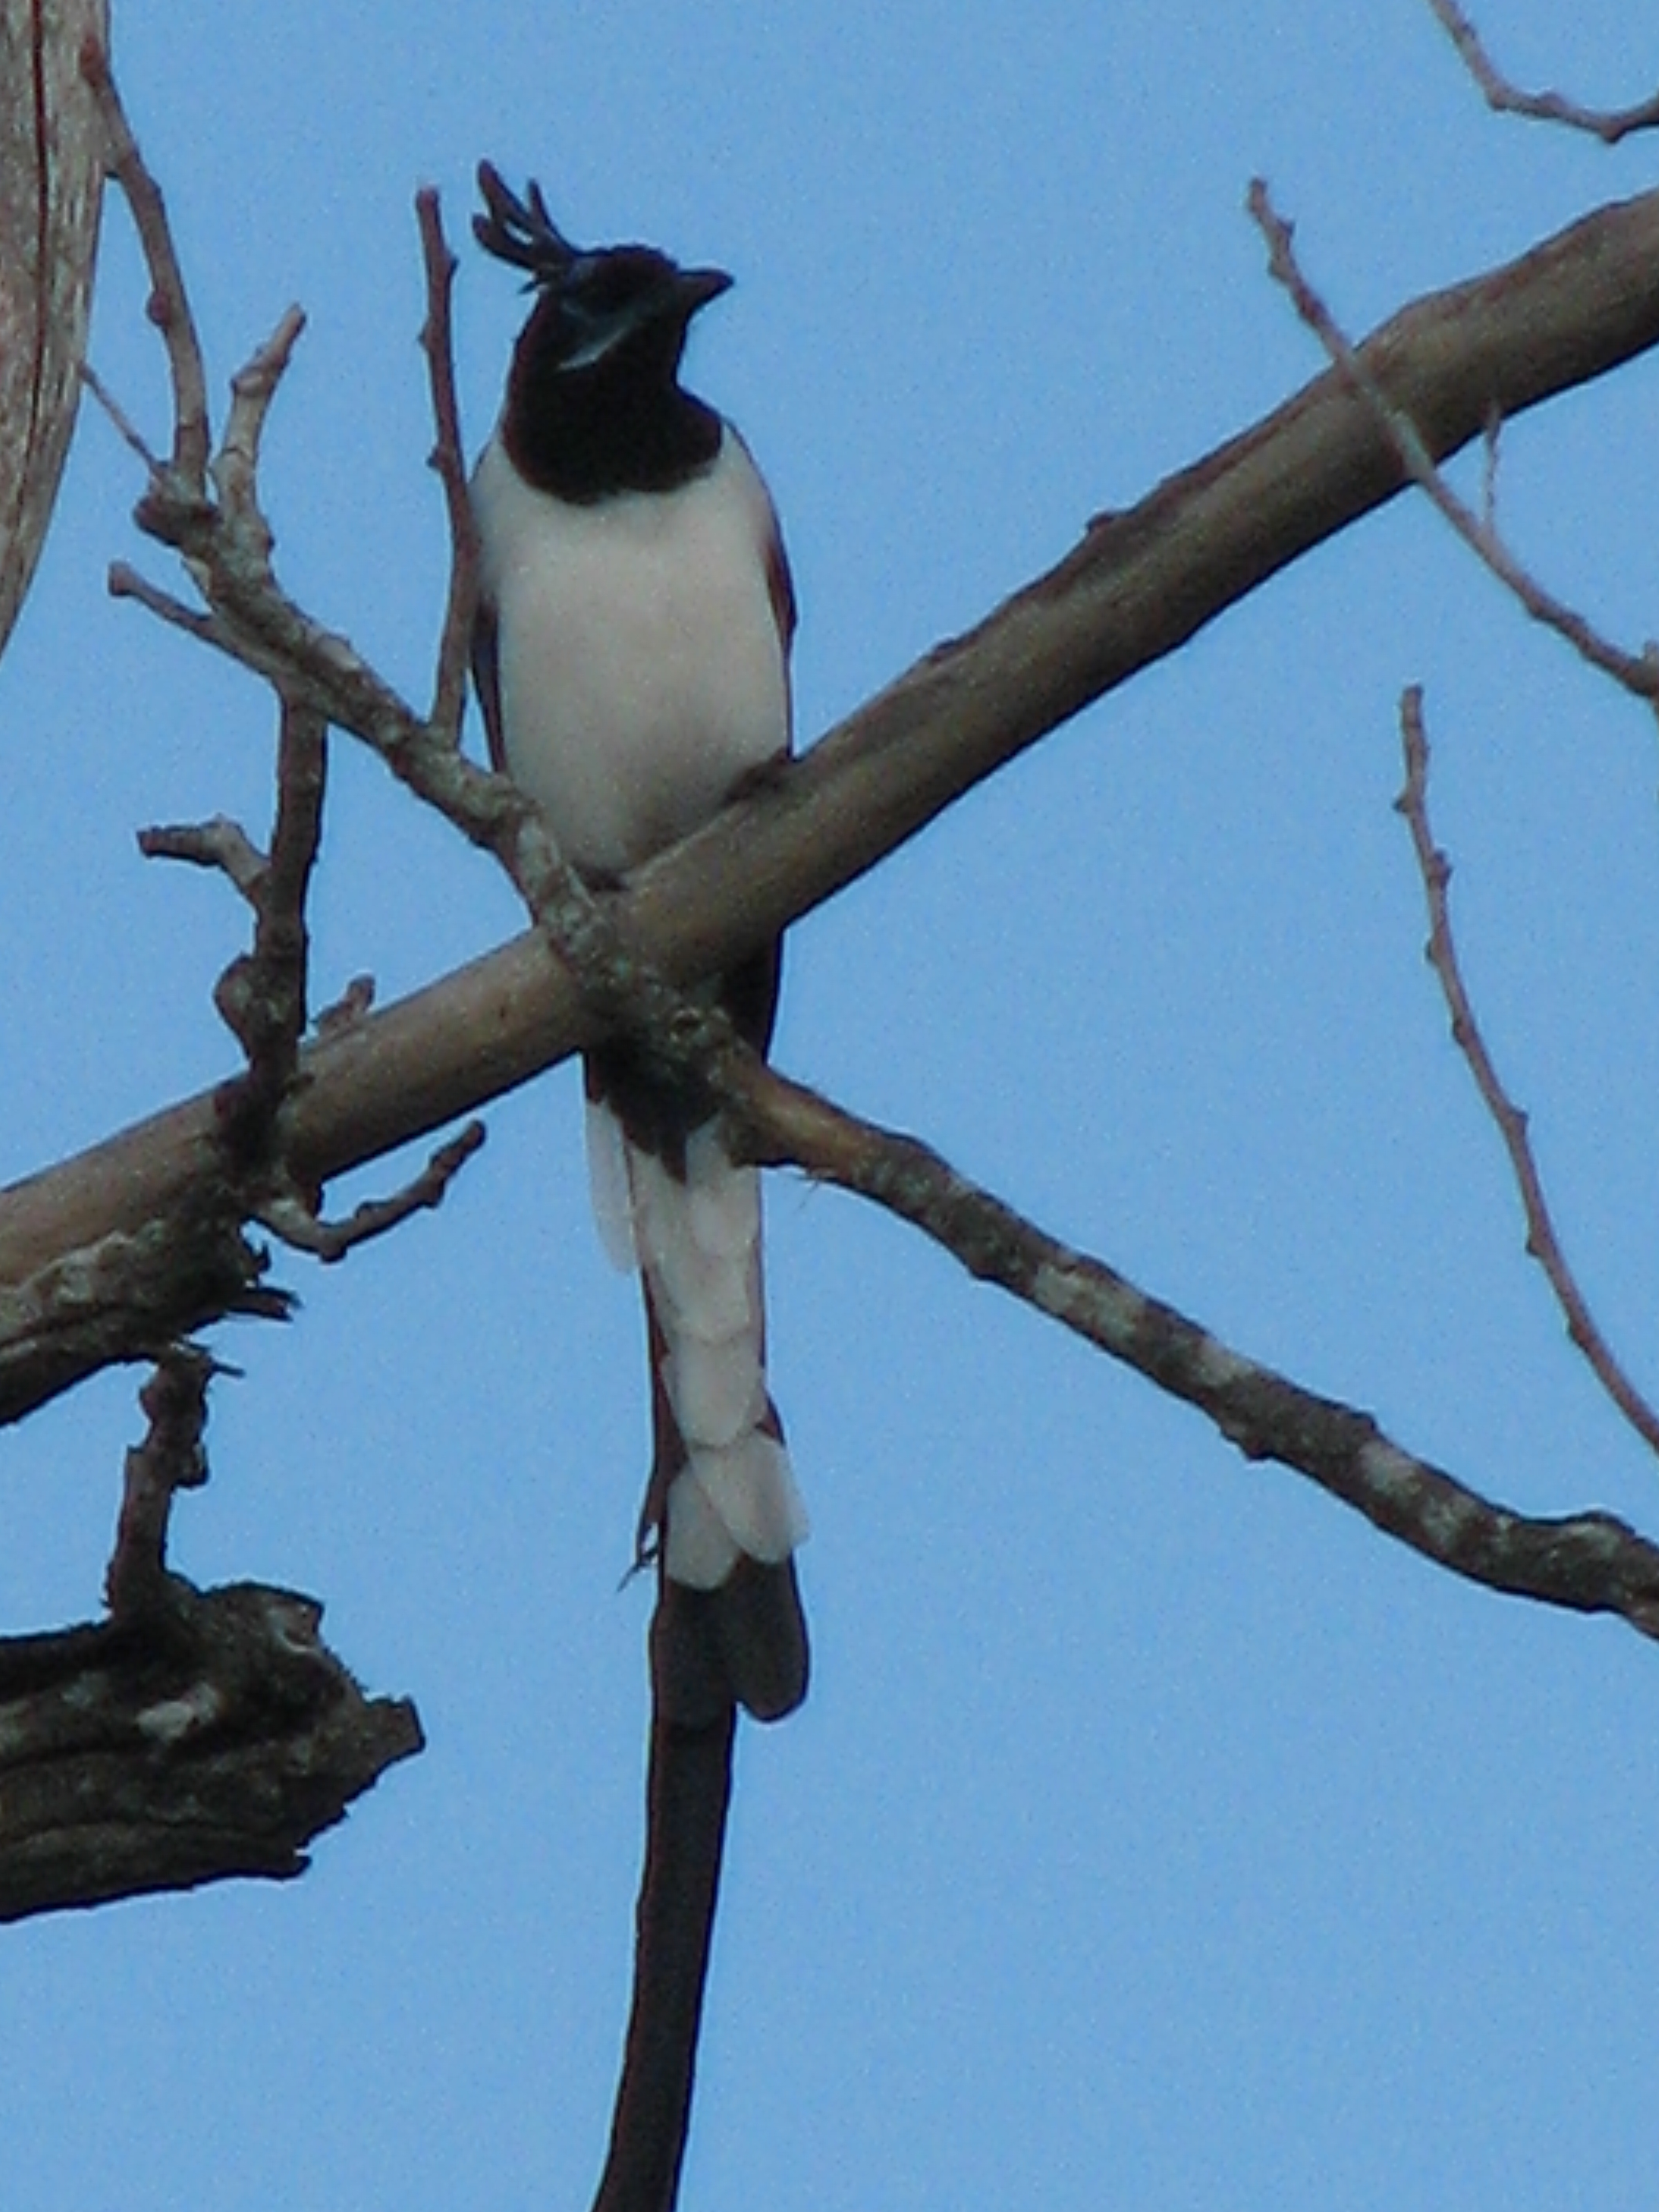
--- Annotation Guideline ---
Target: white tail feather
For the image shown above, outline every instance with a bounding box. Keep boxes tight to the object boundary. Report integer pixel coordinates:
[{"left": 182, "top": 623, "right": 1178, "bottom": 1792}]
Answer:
[
  {"left": 628, "top": 1144, "right": 756, "bottom": 1342},
  {"left": 662, "top": 1342, "right": 765, "bottom": 1451},
  {"left": 590, "top": 1102, "right": 810, "bottom": 1586},
  {"left": 662, "top": 1467, "right": 742, "bottom": 1587},
  {"left": 687, "top": 1433, "right": 808, "bottom": 1565},
  {"left": 663, "top": 1440, "right": 808, "bottom": 1588},
  {"left": 585, "top": 1095, "right": 639, "bottom": 1271}
]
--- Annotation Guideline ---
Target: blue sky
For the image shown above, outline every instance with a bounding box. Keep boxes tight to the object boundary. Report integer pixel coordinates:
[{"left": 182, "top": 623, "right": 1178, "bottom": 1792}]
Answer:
[{"left": 5, "top": 4, "right": 1659, "bottom": 2207}]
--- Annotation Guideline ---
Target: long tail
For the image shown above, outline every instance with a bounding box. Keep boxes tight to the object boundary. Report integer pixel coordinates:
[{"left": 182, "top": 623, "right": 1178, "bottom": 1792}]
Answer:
[
  {"left": 587, "top": 1095, "right": 808, "bottom": 2212},
  {"left": 589, "top": 1679, "right": 734, "bottom": 2212},
  {"left": 591, "top": 1096, "right": 810, "bottom": 1722}
]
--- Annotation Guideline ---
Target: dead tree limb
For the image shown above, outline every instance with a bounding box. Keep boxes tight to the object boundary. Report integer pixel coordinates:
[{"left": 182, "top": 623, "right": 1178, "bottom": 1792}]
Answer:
[
  {"left": 6, "top": 184, "right": 1659, "bottom": 1363},
  {"left": 0, "top": 1578, "right": 423, "bottom": 1922}
]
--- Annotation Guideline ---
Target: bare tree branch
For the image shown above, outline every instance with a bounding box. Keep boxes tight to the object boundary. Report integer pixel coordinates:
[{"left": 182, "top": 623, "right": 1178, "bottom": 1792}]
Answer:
[
  {"left": 416, "top": 185, "right": 479, "bottom": 745},
  {"left": 1394, "top": 687, "right": 1659, "bottom": 1459},
  {"left": 81, "top": 33, "right": 209, "bottom": 489},
  {"left": 79, "top": 358, "right": 161, "bottom": 471},
  {"left": 108, "top": 554, "right": 237, "bottom": 646},
  {"left": 255, "top": 1120, "right": 485, "bottom": 1261},
  {"left": 0, "top": 1579, "right": 423, "bottom": 1922},
  {"left": 1428, "top": 1, "right": 1659, "bottom": 144},
  {"left": 105, "top": 1346, "right": 221, "bottom": 1621},
  {"left": 211, "top": 302, "right": 306, "bottom": 536},
  {"left": 138, "top": 814, "right": 269, "bottom": 901},
  {"left": 214, "top": 697, "right": 327, "bottom": 1152},
  {"left": 9, "top": 181, "right": 1659, "bottom": 1361},
  {"left": 0, "top": 1210, "right": 287, "bottom": 1423},
  {"left": 719, "top": 1059, "right": 1659, "bottom": 1641},
  {"left": 1248, "top": 179, "right": 1659, "bottom": 715}
]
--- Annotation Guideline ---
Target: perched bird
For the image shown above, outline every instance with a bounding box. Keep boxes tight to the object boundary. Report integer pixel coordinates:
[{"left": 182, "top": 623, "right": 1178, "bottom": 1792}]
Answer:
[{"left": 470, "top": 164, "right": 809, "bottom": 1728}]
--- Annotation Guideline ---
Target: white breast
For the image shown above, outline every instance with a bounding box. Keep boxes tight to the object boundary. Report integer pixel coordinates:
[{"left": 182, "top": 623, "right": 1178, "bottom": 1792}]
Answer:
[{"left": 472, "top": 427, "right": 789, "bottom": 876}]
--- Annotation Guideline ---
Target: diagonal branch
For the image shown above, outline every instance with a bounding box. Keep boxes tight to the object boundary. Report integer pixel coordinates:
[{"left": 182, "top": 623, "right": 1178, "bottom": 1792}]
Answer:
[
  {"left": 1428, "top": 1, "right": 1659, "bottom": 145},
  {"left": 9, "top": 182, "right": 1659, "bottom": 1338},
  {"left": 721, "top": 1057, "right": 1659, "bottom": 1639},
  {"left": 82, "top": 35, "right": 210, "bottom": 490},
  {"left": 1395, "top": 689, "right": 1659, "bottom": 1459},
  {"left": 1247, "top": 178, "right": 1659, "bottom": 714}
]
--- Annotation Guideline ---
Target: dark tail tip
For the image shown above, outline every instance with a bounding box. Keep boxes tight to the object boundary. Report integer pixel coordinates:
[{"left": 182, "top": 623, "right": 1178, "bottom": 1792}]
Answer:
[
  {"left": 651, "top": 1559, "right": 809, "bottom": 1727},
  {"left": 716, "top": 1555, "right": 810, "bottom": 1723}
]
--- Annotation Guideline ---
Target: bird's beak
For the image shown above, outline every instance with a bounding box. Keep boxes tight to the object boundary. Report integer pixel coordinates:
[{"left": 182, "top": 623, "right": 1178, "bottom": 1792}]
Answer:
[
  {"left": 556, "top": 263, "right": 734, "bottom": 375},
  {"left": 673, "top": 266, "right": 734, "bottom": 316}
]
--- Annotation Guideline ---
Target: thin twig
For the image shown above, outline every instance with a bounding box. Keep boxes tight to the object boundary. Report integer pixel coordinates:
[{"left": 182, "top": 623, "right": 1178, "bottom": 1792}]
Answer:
[
  {"left": 1480, "top": 405, "right": 1501, "bottom": 535},
  {"left": 79, "top": 360, "right": 163, "bottom": 472},
  {"left": 211, "top": 698, "right": 327, "bottom": 1177},
  {"left": 255, "top": 1122, "right": 485, "bottom": 1260},
  {"left": 87, "top": 122, "right": 1659, "bottom": 1643},
  {"left": 213, "top": 304, "right": 307, "bottom": 540},
  {"left": 1247, "top": 178, "right": 1659, "bottom": 715},
  {"left": 1428, "top": 0, "right": 1659, "bottom": 144},
  {"left": 416, "top": 187, "right": 480, "bottom": 745},
  {"left": 108, "top": 559, "right": 235, "bottom": 650},
  {"left": 1394, "top": 687, "right": 1659, "bottom": 1459},
  {"left": 80, "top": 35, "right": 211, "bottom": 491},
  {"left": 105, "top": 1346, "right": 222, "bottom": 1621},
  {"left": 138, "top": 815, "right": 269, "bottom": 902},
  {"left": 314, "top": 974, "right": 376, "bottom": 1037}
]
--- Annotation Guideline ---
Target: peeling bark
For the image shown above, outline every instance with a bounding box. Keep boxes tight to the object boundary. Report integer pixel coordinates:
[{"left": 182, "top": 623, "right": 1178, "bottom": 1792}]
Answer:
[{"left": 0, "top": 1577, "right": 423, "bottom": 1922}]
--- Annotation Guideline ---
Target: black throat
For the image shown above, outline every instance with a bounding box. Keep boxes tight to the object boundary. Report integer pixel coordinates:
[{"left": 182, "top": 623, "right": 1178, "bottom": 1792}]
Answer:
[{"left": 500, "top": 295, "right": 724, "bottom": 505}]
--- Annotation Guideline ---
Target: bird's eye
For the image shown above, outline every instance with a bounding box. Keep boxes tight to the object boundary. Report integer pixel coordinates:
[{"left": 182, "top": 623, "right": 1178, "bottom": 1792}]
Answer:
[{"left": 566, "top": 250, "right": 668, "bottom": 314}]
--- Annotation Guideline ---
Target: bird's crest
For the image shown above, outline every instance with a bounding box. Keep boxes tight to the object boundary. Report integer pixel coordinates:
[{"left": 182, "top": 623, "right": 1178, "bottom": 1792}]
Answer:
[{"left": 474, "top": 162, "right": 581, "bottom": 284}]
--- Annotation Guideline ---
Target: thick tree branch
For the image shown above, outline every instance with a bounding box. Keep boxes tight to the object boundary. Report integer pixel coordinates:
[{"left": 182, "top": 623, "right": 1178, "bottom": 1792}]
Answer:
[
  {"left": 0, "top": 1577, "right": 423, "bottom": 1921},
  {"left": 7, "top": 185, "right": 1659, "bottom": 1365}
]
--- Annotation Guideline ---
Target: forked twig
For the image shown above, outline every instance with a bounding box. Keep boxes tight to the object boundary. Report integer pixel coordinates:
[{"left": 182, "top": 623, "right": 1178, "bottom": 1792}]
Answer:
[
  {"left": 255, "top": 1122, "right": 486, "bottom": 1261},
  {"left": 138, "top": 815, "right": 269, "bottom": 902},
  {"left": 1248, "top": 178, "right": 1659, "bottom": 716},
  {"left": 1428, "top": 1, "right": 1659, "bottom": 145},
  {"left": 81, "top": 35, "right": 211, "bottom": 489}
]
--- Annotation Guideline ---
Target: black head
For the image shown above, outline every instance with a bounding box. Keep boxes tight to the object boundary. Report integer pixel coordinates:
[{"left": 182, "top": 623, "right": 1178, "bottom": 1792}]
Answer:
[{"left": 474, "top": 162, "right": 731, "bottom": 383}]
